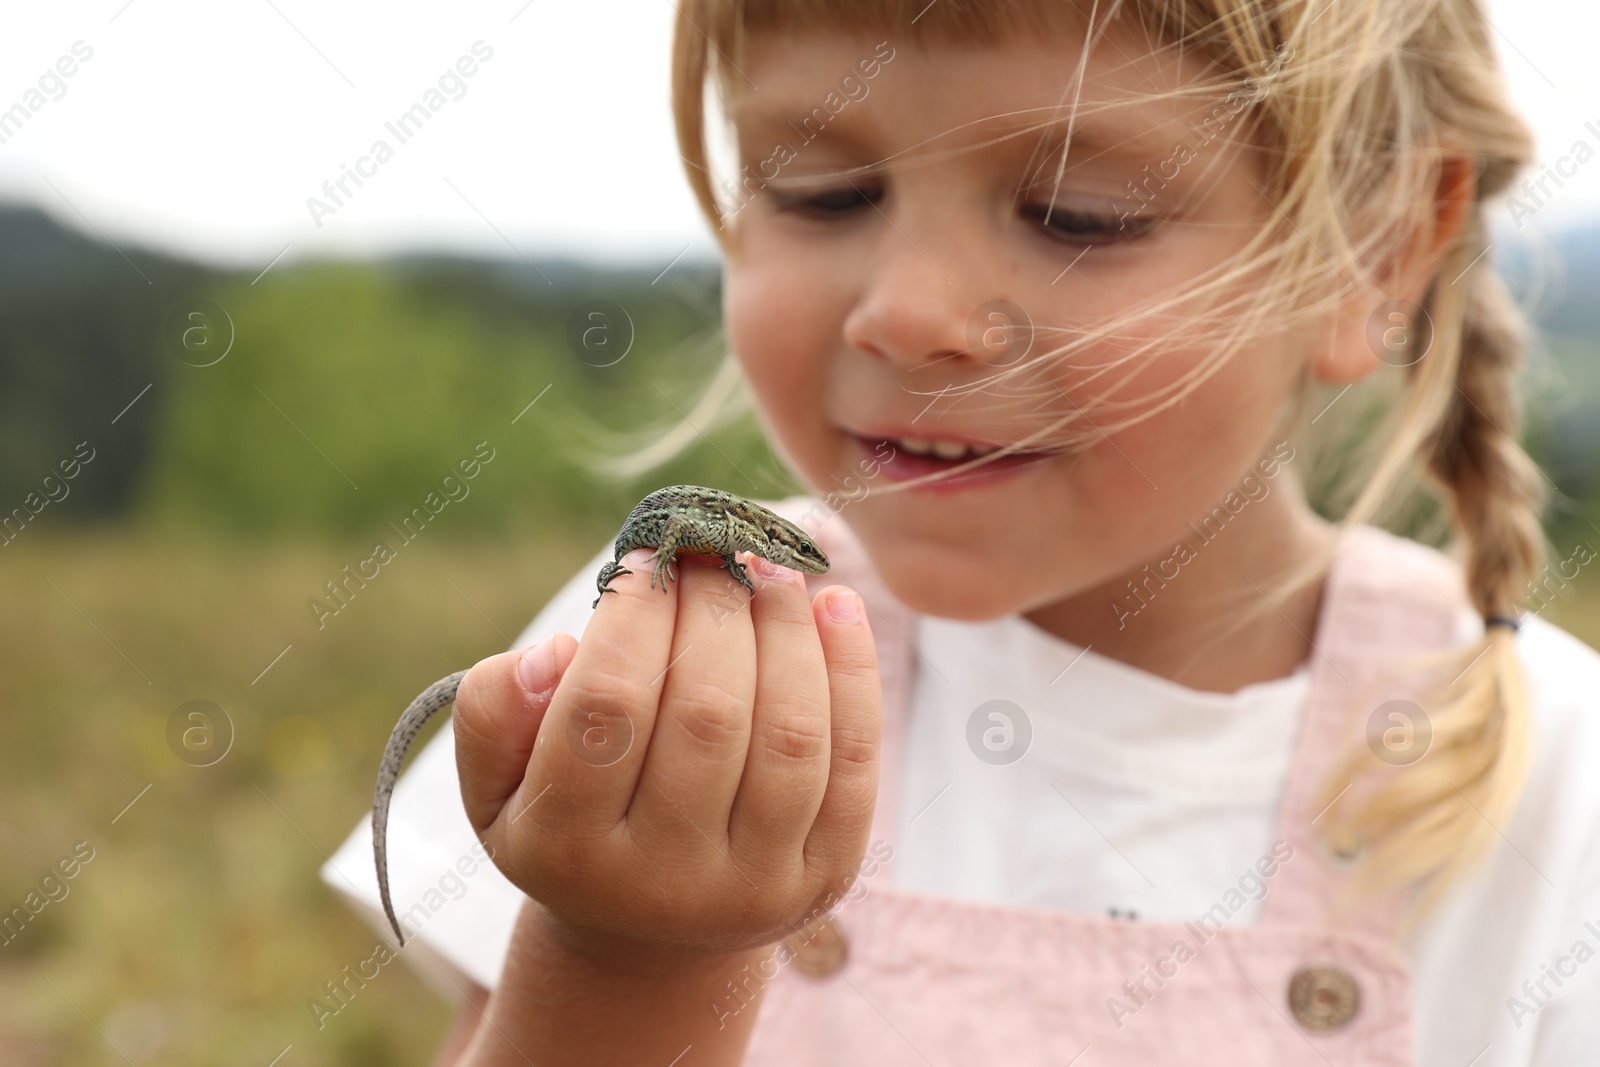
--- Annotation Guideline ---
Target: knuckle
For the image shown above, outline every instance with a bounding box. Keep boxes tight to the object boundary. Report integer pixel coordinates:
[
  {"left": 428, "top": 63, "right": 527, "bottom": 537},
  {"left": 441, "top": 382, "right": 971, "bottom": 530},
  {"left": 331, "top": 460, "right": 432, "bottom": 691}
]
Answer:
[
  {"left": 666, "top": 682, "right": 749, "bottom": 750},
  {"left": 562, "top": 665, "right": 655, "bottom": 719},
  {"left": 823, "top": 636, "right": 880, "bottom": 680},
  {"left": 757, "top": 703, "right": 831, "bottom": 764},
  {"left": 828, "top": 719, "right": 879, "bottom": 770}
]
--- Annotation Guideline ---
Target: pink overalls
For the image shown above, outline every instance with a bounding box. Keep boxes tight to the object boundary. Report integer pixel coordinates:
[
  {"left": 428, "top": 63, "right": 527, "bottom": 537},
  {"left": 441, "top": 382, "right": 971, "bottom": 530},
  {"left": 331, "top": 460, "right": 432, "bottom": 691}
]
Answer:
[{"left": 735, "top": 502, "right": 1462, "bottom": 1066}]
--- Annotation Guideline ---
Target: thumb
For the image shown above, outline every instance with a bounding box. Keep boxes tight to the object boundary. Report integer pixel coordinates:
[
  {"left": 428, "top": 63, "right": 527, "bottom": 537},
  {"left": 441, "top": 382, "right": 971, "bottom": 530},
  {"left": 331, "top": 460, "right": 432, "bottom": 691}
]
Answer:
[{"left": 454, "top": 632, "right": 580, "bottom": 837}]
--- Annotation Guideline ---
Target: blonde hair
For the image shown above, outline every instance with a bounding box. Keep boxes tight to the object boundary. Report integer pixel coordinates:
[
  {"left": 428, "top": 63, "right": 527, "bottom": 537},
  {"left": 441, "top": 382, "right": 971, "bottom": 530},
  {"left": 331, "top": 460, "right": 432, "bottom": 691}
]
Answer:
[{"left": 650, "top": 0, "right": 1549, "bottom": 934}]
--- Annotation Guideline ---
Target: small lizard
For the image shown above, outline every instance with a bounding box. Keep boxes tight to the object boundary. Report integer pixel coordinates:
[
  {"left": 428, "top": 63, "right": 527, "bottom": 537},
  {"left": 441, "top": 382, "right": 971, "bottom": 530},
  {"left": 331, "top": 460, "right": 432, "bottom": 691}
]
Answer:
[{"left": 372, "top": 485, "right": 830, "bottom": 946}]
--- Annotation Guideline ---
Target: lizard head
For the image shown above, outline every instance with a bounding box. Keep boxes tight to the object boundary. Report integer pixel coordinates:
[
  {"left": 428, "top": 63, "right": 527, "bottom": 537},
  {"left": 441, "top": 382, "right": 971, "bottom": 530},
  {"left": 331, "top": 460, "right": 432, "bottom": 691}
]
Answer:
[{"left": 756, "top": 513, "right": 831, "bottom": 576}]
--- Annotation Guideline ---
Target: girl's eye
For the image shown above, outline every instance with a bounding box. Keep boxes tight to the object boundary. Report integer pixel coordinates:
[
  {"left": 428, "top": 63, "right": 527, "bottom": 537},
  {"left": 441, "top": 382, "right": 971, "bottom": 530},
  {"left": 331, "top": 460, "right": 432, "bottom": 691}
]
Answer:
[
  {"left": 1021, "top": 201, "right": 1153, "bottom": 246},
  {"left": 769, "top": 184, "right": 882, "bottom": 218}
]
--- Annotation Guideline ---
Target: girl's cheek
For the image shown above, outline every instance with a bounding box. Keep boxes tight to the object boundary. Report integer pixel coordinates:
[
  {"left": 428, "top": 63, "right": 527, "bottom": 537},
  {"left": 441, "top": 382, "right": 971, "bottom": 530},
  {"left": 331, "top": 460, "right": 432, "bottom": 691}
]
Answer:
[
  {"left": 727, "top": 264, "right": 827, "bottom": 389},
  {"left": 724, "top": 267, "right": 832, "bottom": 456}
]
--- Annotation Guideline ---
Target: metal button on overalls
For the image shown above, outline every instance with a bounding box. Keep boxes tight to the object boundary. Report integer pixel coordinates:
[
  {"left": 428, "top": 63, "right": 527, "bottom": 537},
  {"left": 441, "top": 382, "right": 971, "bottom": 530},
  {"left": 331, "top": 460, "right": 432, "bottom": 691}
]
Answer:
[
  {"left": 1288, "top": 963, "right": 1361, "bottom": 1030},
  {"left": 784, "top": 914, "right": 848, "bottom": 979},
  {"left": 1319, "top": 822, "right": 1367, "bottom": 871}
]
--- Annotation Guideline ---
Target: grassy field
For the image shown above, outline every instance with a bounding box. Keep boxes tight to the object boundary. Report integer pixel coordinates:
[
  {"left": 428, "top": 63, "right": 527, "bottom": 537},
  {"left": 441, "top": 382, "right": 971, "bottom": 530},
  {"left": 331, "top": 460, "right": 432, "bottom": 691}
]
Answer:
[
  {"left": 0, "top": 526, "right": 607, "bottom": 1067},
  {"left": 2, "top": 528, "right": 1598, "bottom": 1065}
]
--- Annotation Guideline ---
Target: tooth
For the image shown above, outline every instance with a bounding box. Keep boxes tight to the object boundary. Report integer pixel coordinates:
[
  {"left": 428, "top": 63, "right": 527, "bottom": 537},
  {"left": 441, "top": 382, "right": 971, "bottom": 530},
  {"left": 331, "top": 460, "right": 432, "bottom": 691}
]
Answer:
[
  {"left": 970, "top": 444, "right": 998, "bottom": 455},
  {"left": 930, "top": 440, "right": 969, "bottom": 460},
  {"left": 898, "top": 436, "right": 934, "bottom": 454}
]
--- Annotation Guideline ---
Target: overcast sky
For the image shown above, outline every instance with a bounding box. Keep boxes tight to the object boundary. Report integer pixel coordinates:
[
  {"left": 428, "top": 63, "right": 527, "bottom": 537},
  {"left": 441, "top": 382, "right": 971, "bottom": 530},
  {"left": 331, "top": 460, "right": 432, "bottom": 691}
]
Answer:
[{"left": 1, "top": 0, "right": 1596, "bottom": 272}]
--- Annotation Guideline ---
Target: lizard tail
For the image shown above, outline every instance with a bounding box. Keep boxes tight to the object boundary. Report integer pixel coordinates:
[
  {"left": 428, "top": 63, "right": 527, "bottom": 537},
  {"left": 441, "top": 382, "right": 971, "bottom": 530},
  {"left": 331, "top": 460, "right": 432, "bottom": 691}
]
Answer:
[{"left": 373, "top": 668, "right": 470, "bottom": 947}]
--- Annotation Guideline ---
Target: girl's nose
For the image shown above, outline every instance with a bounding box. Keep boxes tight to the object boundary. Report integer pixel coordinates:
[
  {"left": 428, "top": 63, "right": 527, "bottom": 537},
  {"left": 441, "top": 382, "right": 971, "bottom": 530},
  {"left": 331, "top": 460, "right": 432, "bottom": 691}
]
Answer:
[{"left": 841, "top": 227, "right": 981, "bottom": 372}]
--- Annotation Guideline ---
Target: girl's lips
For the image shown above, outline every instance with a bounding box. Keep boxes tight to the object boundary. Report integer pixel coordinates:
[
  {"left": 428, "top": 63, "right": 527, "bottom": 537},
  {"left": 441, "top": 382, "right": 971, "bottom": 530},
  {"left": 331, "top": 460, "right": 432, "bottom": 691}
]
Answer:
[{"left": 855, "top": 435, "right": 1057, "bottom": 492}]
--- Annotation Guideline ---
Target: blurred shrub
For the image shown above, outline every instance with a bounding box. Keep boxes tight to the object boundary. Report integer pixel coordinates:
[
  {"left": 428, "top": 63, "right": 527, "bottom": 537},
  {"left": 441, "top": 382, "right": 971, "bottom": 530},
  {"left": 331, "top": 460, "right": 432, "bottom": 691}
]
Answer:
[{"left": 136, "top": 257, "right": 789, "bottom": 538}]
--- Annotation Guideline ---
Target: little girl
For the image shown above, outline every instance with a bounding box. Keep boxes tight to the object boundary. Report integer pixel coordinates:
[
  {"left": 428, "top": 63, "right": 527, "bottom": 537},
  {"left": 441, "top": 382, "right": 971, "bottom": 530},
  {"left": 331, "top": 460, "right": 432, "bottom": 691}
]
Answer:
[{"left": 323, "top": 1, "right": 1600, "bottom": 1063}]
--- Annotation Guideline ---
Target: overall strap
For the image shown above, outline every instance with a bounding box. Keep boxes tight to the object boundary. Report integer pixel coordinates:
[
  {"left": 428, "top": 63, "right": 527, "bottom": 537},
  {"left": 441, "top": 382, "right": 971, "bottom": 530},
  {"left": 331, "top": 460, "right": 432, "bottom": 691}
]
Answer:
[{"left": 1259, "top": 523, "right": 1468, "bottom": 940}]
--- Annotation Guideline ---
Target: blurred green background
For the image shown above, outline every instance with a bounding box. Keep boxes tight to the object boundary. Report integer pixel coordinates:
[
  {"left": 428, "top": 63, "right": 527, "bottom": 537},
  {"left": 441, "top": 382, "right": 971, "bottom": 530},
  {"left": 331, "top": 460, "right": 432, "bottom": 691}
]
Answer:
[{"left": 1, "top": 204, "right": 1598, "bottom": 1065}]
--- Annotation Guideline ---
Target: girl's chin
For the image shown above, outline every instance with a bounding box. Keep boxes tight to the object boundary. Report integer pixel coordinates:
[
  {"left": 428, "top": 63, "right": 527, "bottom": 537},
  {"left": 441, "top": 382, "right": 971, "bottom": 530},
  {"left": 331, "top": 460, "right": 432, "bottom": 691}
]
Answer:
[
  {"left": 883, "top": 564, "right": 1029, "bottom": 621},
  {"left": 844, "top": 522, "right": 1036, "bottom": 622}
]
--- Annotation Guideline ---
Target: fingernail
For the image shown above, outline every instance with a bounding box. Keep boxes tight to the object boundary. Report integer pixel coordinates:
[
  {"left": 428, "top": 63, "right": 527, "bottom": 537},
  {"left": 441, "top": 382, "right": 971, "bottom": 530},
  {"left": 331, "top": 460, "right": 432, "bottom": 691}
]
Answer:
[
  {"left": 623, "top": 547, "right": 655, "bottom": 567},
  {"left": 751, "top": 555, "right": 790, "bottom": 580},
  {"left": 826, "top": 589, "right": 860, "bottom": 623},
  {"left": 517, "top": 638, "right": 558, "bottom": 697}
]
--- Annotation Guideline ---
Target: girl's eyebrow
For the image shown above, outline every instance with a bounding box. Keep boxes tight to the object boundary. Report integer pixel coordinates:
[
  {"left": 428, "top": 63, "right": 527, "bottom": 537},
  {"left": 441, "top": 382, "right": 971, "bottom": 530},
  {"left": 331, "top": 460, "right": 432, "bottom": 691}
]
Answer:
[
  {"left": 733, "top": 101, "right": 880, "bottom": 154},
  {"left": 734, "top": 100, "right": 1178, "bottom": 170}
]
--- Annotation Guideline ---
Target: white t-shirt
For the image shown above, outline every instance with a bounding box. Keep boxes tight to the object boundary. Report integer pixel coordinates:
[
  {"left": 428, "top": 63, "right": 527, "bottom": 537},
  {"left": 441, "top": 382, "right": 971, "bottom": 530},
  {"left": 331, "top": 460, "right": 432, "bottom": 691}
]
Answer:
[{"left": 322, "top": 531, "right": 1600, "bottom": 1066}]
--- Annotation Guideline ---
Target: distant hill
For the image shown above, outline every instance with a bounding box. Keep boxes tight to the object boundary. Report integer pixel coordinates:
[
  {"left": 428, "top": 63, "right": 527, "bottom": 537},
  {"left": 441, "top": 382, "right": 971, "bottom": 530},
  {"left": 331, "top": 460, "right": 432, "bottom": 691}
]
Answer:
[
  {"left": 0, "top": 207, "right": 212, "bottom": 519},
  {"left": 1495, "top": 219, "right": 1600, "bottom": 337},
  {"left": 0, "top": 203, "right": 737, "bottom": 537},
  {"left": 1492, "top": 221, "right": 1600, "bottom": 514}
]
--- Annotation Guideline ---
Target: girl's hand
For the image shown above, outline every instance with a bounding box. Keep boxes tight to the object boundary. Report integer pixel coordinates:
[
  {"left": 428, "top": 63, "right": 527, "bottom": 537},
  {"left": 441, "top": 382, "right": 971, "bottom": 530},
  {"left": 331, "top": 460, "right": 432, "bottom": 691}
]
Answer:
[{"left": 452, "top": 547, "right": 881, "bottom": 966}]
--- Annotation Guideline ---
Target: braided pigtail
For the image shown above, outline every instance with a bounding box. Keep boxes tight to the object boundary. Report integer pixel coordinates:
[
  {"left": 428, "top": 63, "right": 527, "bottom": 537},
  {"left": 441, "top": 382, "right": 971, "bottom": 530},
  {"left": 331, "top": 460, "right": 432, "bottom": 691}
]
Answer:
[{"left": 1316, "top": 211, "right": 1551, "bottom": 933}]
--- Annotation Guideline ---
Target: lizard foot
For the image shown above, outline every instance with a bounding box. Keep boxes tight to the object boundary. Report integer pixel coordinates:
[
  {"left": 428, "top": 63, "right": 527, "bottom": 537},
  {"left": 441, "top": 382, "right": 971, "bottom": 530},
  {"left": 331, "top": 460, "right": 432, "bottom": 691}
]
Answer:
[
  {"left": 721, "top": 554, "right": 756, "bottom": 596},
  {"left": 648, "top": 547, "right": 678, "bottom": 592},
  {"left": 592, "top": 562, "right": 633, "bottom": 608}
]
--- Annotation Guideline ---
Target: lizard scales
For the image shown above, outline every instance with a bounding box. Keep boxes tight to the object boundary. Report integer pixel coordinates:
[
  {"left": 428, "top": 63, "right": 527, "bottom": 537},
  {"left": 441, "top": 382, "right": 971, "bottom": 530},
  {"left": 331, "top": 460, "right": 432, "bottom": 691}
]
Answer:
[
  {"left": 592, "top": 484, "right": 831, "bottom": 608},
  {"left": 372, "top": 485, "right": 830, "bottom": 946}
]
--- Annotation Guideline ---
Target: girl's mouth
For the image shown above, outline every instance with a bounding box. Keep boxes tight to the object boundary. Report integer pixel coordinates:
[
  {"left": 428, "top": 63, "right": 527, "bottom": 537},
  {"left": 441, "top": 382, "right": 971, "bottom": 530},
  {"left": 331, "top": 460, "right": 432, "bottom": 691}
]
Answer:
[{"left": 853, "top": 433, "right": 1058, "bottom": 492}]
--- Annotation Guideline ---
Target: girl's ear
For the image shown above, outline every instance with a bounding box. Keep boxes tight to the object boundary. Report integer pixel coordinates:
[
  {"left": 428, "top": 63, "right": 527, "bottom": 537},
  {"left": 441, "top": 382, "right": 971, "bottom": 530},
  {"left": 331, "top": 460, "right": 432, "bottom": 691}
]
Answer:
[
  {"left": 1390, "top": 153, "right": 1477, "bottom": 301},
  {"left": 1313, "top": 154, "right": 1477, "bottom": 385}
]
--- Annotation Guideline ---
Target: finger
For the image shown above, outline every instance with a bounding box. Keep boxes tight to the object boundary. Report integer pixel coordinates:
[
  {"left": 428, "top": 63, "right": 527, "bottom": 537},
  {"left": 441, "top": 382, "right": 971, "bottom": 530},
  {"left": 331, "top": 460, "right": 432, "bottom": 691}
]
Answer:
[
  {"left": 629, "top": 551, "right": 758, "bottom": 847},
  {"left": 454, "top": 632, "right": 580, "bottom": 839},
  {"left": 522, "top": 546, "right": 680, "bottom": 837},
  {"left": 802, "top": 585, "right": 882, "bottom": 876},
  {"left": 727, "top": 554, "right": 832, "bottom": 870}
]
